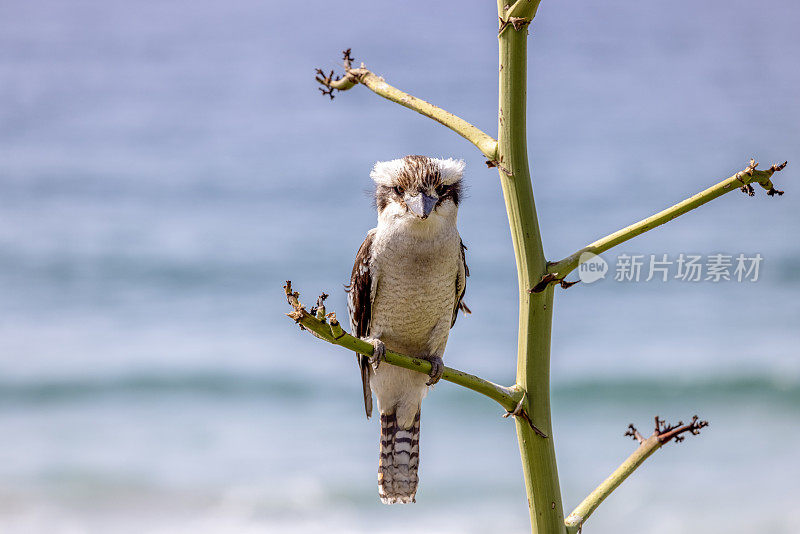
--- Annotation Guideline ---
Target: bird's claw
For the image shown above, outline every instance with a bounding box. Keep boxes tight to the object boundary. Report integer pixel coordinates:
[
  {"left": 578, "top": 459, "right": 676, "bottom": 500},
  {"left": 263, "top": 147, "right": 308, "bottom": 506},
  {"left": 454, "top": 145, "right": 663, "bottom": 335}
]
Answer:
[
  {"left": 369, "top": 339, "right": 385, "bottom": 371},
  {"left": 426, "top": 356, "right": 444, "bottom": 386}
]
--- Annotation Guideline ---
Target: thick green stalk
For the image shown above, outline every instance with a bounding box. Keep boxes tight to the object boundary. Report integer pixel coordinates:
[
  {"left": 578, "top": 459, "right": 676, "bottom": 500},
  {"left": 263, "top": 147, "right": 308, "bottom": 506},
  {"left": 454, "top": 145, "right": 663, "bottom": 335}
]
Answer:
[{"left": 496, "top": 3, "right": 565, "bottom": 533}]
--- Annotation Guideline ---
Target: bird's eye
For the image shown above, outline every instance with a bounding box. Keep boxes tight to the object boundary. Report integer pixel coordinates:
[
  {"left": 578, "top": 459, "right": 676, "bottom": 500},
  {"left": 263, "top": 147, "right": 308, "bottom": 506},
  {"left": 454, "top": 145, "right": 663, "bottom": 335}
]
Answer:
[
  {"left": 394, "top": 186, "right": 404, "bottom": 195},
  {"left": 436, "top": 185, "right": 448, "bottom": 196}
]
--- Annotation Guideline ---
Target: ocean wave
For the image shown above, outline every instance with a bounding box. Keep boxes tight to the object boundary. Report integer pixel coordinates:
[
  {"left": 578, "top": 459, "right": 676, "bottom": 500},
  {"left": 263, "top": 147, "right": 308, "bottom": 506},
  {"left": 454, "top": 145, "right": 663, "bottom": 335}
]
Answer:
[
  {"left": 0, "top": 372, "right": 338, "bottom": 405},
  {"left": 0, "top": 371, "right": 797, "bottom": 407},
  {"left": 552, "top": 373, "right": 800, "bottom": 406}
]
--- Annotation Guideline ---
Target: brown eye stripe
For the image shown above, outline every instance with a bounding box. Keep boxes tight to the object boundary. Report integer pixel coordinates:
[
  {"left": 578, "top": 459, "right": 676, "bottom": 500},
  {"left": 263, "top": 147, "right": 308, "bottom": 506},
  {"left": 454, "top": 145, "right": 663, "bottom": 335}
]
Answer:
[{"left": 436, "top": 181, "right": 461, "bottom": 206}]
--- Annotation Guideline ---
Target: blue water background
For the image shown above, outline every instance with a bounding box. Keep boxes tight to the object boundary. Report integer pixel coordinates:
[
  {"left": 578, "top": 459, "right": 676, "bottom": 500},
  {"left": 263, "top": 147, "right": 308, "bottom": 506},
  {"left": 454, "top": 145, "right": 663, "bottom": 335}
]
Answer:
[{"left": 1, "top": 0, "right": 798, "bottom": 532}]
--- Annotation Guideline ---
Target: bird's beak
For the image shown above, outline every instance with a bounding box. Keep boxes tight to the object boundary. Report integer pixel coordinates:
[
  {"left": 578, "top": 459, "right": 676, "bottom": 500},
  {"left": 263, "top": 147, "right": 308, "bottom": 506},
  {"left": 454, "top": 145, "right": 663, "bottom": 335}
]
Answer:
[{"left": 405, "top": 193, "right": 438, "bottom": 219}]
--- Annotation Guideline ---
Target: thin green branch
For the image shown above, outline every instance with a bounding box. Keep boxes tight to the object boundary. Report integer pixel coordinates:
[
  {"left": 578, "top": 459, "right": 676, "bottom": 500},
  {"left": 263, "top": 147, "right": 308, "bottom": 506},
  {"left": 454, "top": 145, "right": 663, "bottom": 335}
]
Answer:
[
  {"left": 548, "top": 159, "right": 788, "bottom": 278},
  {"left": 283, "top": 282, "right": 522, "bottom": 412},
  {"left": 503, "top": 0, "right": 542, "bottom": 19},
  {"left": 315, "top": 50, "right": 498, "bottom": 159},
  {"left": 564, "top": 416, "right": 709, "bottom": 533}
]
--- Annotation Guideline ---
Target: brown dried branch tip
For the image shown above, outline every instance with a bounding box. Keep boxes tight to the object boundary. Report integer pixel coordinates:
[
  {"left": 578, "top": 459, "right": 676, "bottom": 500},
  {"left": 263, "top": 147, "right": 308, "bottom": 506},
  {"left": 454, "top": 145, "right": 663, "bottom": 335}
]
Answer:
[
  {"left": 314, "top": 49, "right": 367, "bottom": 100},
  {"left": 314, "top": 68, "right": 338, "bottom": 100},
  {"left": 735, "top": 158, "right": 787, "bottom": 197},
  {"left": 342, "top": 47, "right": 355, "bottom": 70},
  {"left": 310, "top": 292, "right": 329, "bottom": 321},
  {"left": 767, "top": 160, "right": 788, "bottom": 196},
  {"left": 283, "top": 280, "right": 308, "bottom": 327},
  {"left": 654, "top": 415, "right": 709, "bottom": 443},
  {"left": 626, "top": 415, "right": 709, "bottom": 445},
  {"left": 624, "top": 423, "right": 645, "bottom": 444}
]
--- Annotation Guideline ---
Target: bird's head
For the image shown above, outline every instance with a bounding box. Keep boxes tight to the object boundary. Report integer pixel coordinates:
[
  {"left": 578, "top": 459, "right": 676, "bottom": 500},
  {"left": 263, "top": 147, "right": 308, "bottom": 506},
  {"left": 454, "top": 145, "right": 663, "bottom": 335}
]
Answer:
[{"left": 371, "top": 155, "right": 464, "bottom": 229}]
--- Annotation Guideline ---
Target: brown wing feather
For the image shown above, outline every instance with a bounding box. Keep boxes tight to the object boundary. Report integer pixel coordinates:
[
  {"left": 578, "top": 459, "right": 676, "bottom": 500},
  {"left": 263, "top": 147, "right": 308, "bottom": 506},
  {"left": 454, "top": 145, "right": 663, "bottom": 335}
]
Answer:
[
  {"left": 452, "top": 239, "right": 470, "bottom": 327},
  {"left": 346, "top": 230, "right": 376, "bottom": 418}
]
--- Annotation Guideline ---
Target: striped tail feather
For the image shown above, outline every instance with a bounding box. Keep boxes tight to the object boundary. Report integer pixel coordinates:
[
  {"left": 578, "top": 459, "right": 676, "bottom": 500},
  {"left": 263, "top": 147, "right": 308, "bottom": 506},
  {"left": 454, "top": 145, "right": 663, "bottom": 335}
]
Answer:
[{"left": 378, "top": 411, "right": 420, "bottom": 504}]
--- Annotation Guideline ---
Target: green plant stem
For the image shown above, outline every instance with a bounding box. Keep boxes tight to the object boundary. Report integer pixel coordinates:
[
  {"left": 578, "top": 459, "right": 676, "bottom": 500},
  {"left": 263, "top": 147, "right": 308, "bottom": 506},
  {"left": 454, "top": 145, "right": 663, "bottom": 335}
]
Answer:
[
  {"left": 564, "top": 435, "right": 662, "bottom": 533},
  {"left": 496, "top": 2, "right": 565, "bottom": 532},
  {"left": 548, "top": 160, "right": 787, "bottom": 278},
  {"left": 283, "top": 288, "right": 522, "bottom": 411},
  {"left": 327, "top": 68, "right": 498, "bottom": 159}
]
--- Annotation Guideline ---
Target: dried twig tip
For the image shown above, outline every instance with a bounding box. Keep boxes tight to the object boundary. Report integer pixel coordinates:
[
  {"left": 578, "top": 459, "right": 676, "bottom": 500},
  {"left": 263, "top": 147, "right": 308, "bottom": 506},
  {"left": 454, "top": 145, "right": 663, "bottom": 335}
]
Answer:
[
  {"left": 771, "top": 160, "right": 788, "bottom": 173},
  {"left": 624, "top": 423, "right": 644, "bottom": 443},
  {"left": 284, "top": 280, "right": 300, "bottom": 308},
  {"left": 314, "top": 68, "right": 338, "bottom": 100},
  {"left": 746, "top": 158, "right": 758, "bottom": 176},
  {"left": 283, "top": 280, "right": 307, "bottom": 325},
  {"left": 311, "top": 292, "right": 329, "bottom": 321},
  {"left": 559, "top": 279, "right": 580, "bottom": 289},
  {"left": 342, "top": 48, "right": 354, "bottom": 69},
  {"left": 653, "top": 414, "right": 709, "bottom": 444}
]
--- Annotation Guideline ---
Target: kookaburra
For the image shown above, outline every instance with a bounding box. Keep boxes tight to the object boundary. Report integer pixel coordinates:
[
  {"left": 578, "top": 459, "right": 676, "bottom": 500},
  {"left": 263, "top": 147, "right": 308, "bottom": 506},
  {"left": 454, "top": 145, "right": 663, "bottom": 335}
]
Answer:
[{"left": 347, "top": 155, "right": 469, "bottom": 504}]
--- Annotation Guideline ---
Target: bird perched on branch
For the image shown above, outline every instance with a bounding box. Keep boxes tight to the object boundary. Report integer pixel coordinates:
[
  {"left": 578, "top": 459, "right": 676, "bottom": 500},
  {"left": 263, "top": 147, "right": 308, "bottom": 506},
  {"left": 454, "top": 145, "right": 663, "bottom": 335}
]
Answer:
[{"left": 347, "top": 155, "right": 469, "bottom": 504}]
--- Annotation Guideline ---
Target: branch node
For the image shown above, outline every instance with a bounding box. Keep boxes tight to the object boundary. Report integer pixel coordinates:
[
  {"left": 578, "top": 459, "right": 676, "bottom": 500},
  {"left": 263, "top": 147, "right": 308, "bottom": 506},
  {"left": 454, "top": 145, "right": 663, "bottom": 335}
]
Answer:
[
  {"left": 499, "top": 16, "right": 531, "bottom": 34},
  {"left": 529, "top": 273, "right": 579, "bottom": 293},
  {"left": 530, "top": 273, "right": 556, "bottom": 293},
  {"left": 502, "top": 392, "right": 548, "bottom": 438},
  {"left": 486, "top": 159, "right": 513, "bottom": 176}
]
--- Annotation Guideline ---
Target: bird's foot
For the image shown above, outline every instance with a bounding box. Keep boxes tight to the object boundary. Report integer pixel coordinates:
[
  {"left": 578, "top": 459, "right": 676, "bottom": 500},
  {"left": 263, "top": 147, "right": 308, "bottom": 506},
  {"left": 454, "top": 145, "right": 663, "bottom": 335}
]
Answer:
[
  {"left": 369, "top": 339, "right": 385, "bottom": 371},
  {"left": 426, "top": 356, "right": 444, "bottom": 386}
]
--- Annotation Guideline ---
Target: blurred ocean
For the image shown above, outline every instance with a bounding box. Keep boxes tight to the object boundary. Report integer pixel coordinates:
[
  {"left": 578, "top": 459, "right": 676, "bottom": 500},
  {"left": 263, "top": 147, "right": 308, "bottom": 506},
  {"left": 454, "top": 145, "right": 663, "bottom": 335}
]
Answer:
[{"left": 1, "top": 0, "right": 798, "bottom": 532}]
